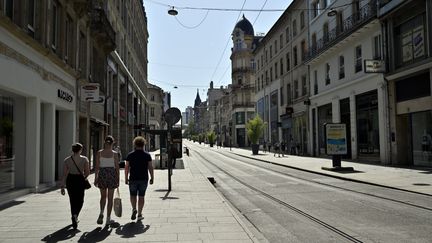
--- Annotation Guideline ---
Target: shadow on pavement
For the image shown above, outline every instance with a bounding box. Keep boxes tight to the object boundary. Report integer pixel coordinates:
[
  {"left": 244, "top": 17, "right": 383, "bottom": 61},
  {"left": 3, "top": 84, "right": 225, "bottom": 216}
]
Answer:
[
  {"left": 332, "top": 170, "right": 364, "bottom": 174},
  {"left": 115, "top": 221, "right": 150, "bottom": 238},
  {"left": 78, "top": 225, "right": 112, "bottom": 242},
  {"left": 41, "top": 225, "right": 78, "bottom": 242},
  {"left": 160, "top": 191, "right": 179, "bottom": 200},
  {"left": 0, "top": 200, "right": 24, "bottom": 210}
]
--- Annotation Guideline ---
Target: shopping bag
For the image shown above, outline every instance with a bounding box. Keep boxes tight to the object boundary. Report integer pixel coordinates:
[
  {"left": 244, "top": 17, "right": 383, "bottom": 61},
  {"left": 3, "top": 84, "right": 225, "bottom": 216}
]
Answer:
[{"left": 114, "top": 188, "right": 122, "bottom": 217}]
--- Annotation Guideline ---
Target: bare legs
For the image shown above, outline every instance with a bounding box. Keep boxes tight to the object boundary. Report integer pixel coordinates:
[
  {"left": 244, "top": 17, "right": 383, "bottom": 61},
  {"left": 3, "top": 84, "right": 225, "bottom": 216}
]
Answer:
[
  {"left": 99, "top": 188, "right": 115, "bottom": 223},
  {"left": 130, "top": 195, "right": 145, "bottom": 217}
]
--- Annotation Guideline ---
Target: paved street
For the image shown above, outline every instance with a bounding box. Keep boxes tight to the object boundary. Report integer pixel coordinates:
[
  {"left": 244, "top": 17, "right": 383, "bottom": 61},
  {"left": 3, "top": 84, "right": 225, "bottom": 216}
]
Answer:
[
  {"left": 186, "top": 140, "right": 432, "bottom": 242},
  {"left": 0, "top": 151, "right": 256, "bottom": 243}
]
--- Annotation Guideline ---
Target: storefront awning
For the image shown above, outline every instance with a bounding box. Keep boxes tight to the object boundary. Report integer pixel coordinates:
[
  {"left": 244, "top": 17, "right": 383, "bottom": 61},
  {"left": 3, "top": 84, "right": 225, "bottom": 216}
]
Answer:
[{"left": 90, "top": 117, "right": 110, "bottom": 126}]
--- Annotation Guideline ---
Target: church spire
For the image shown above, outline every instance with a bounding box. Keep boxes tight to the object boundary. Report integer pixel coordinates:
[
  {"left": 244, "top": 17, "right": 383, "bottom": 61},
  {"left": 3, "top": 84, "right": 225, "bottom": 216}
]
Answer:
[{"left": 194, "top": 89, "right": 201, "bottom": 107}]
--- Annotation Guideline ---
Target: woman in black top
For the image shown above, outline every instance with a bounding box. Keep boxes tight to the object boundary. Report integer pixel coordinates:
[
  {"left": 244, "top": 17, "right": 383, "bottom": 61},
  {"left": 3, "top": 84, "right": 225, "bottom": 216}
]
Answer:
[{"left": 60, "top": 143, "right": 90, "bottom": 230}]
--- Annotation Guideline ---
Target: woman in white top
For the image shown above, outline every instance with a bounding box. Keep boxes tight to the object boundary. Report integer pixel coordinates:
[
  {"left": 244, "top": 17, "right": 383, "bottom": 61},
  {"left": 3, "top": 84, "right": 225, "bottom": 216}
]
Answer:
[
  {"left": 94, "top": 135, "right": 120, "bottom": 225},
  {"left": 60, "top": 143, "right": 90, "bottom": 230}
]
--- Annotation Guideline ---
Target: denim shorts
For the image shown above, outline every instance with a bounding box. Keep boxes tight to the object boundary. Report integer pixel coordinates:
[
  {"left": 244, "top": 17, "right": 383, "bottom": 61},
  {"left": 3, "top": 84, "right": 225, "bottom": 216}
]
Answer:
[{"left": 129, "top": 180, "right": 148, "bottom": 197}]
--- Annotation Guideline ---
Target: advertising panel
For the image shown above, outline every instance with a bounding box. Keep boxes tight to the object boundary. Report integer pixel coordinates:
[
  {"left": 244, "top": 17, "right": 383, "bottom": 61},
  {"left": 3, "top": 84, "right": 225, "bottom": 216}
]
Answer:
[{"left": 325, "top": 123, "right": 347, "bottom": 155}]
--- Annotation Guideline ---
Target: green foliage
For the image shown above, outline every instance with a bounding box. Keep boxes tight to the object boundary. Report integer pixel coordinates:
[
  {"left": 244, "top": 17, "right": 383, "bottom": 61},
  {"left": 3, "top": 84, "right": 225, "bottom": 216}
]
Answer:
[
  {"left": 207, "top": 131, "right": 216, "bottom": 144},
  {"left": 246, "top": 115, "right": 265, "bottom": 144}
]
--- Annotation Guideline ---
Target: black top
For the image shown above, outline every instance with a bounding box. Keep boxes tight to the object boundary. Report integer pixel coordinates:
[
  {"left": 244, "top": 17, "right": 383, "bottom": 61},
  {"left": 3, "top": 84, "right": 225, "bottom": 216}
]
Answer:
[{"left": 126, "top": 150, "right": 152, "bottom": 181}]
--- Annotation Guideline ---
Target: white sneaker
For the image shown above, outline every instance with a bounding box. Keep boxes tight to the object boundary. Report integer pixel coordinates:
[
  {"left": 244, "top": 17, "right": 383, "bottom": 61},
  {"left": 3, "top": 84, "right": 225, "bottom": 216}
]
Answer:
[{"left": 137, "top": 214, "right": 143, "bottom": 221}]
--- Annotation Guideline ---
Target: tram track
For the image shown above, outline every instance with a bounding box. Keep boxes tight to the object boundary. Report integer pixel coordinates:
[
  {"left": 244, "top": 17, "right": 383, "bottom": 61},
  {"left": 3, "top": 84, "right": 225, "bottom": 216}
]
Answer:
[
  {"left": 202, "top": 146, "right": 432, "bottom": 212},
  {"left": 192, "top": 147, "right": 364, "bottom": 243}
]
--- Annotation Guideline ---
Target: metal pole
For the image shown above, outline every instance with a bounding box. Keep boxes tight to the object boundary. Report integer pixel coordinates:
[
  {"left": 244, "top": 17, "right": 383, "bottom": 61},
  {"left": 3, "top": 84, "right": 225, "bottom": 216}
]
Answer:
[{"left": 167, "top": 126, "right": 172, "bottom": 191}]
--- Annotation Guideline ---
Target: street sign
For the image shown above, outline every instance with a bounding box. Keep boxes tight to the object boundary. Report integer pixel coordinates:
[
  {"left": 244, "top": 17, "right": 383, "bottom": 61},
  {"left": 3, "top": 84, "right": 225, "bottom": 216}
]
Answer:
[
  {"left": 81, "top": 83, "right": 100, "bottom": 102},
  {"left": 164, "top": 107, "right": 181, "bottom": 126},
  {"left": 364, "top": 60, "right": 386, "bottom": 73}
]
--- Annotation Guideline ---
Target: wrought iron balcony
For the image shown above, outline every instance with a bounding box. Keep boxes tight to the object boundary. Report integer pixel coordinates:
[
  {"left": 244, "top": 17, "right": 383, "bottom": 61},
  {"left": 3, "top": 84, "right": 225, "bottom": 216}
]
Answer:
[
  {"left": 90, "top": 1, "right": 116, "bottom": 53},
  {"left": 232, "top": 102, "right": 255, "bottom": 109},
  {"left": 306, "top": 0, "right": 377, "bottom": 62}
]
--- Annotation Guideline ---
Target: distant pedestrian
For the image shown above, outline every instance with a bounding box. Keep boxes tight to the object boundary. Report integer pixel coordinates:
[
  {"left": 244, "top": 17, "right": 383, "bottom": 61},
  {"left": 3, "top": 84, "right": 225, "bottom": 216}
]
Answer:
[
  {"left": 125, "top": 136, "right": 154, "bottom": 222},
  {"left": 281, "top": 141, "right": 286, "bottom": 157},
  {"left": 273, "top": 142, "right": 281, "bottom": 157},
  {"left": 263, "top": 141, "right": 267, "bottom": 153},
  {"left": 60, "top": 143, "right": 90, "bottom": 230},
  {"left": 94, "top": 136, "right": 120, "bottom": 226},
  {"left": 170, "top": 144, "right": 179, "bottom": 169},
  {"left": 267, "top": 141, "right": 272, "bottom": 154}
]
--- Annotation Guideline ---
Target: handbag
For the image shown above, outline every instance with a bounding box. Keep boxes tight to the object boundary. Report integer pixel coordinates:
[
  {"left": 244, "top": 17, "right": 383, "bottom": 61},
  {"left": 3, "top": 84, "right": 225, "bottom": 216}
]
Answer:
[
  {"left": 71, "top": 156, "right": 91, "bottom": 190},
  {"left": 114, "top": 188, "right": 122, "bottom": 217}
]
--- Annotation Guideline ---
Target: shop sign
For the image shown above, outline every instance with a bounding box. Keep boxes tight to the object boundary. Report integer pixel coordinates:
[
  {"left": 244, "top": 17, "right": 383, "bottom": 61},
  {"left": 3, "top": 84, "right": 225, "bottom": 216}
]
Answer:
[
  {"left": 81, "top": 83, "right": 100, "bottom": 102},
  {"left": 364, "top": 60, "right": 386, "bottom": 73},
  {"left": 57, "top": 89, "right": 73, "bottom": 103},
  {"left": 325, "top": 123, "right": 347, "bottom": 155}
]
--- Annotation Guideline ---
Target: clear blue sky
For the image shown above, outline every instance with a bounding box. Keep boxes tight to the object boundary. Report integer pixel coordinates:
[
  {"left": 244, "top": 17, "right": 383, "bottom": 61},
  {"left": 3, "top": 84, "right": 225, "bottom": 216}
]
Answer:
[{"left": 144, "top": 0, "right": 293, "bottom": 112}]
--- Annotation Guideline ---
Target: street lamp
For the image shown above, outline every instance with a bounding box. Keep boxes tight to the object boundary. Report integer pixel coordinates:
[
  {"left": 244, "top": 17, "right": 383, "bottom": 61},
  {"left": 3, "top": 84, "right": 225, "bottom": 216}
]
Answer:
[
  {"left": 168, "top": 6, "right": 178, "bottom": 16},
  {"left": 327, "top": 8, "right": 337, "bottom": 17}
]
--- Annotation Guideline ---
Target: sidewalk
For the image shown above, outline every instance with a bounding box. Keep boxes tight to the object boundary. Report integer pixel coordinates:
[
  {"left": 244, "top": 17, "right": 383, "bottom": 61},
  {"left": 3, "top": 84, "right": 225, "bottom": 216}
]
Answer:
[
  {"left": 211, "top": 145, "right": 432, "bottom": 196},
  {"left": 0, "top": 153, "right": 257, "bottom": 243}
]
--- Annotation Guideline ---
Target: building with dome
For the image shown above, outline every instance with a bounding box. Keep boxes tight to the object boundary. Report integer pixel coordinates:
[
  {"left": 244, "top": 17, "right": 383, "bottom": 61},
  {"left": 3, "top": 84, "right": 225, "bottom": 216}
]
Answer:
[{"left": 228, "top": 15, "right": 262, "bottom": 147}]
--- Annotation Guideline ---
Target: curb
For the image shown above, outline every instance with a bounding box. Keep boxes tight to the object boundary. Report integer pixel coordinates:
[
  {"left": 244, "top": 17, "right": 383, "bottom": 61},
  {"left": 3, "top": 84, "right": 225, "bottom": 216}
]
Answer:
[{"left": 231, "top": 152, "right": 432, "bottom": 197}]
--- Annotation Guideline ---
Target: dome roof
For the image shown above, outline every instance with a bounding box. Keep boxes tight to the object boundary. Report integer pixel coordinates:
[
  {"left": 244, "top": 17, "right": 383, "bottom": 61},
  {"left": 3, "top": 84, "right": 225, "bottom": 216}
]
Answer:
[{"left": 234, "top": 15, "right": 254, "bottom": 36}]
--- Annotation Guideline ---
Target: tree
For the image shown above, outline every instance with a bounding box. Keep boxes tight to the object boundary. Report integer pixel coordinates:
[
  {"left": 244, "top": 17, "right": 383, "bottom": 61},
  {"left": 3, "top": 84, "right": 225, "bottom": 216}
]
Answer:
[
  {"left": 246, "top": 115, "right": 265, "bottom": 155},
  {"left": 207, "top": 131, "right": 216, "bottom": 147}
]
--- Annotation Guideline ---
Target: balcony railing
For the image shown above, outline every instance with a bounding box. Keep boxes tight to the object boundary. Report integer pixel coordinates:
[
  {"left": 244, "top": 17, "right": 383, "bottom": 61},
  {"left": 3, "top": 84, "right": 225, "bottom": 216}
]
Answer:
[
  {"left": 232, "top": 102, "right": 255, "bottom": 109},
  {"left": 306, "top": 0, "right": 377, "bottom": 61},
  {"left": 90, "top": 1, "right": 116, "bottom": 53}
]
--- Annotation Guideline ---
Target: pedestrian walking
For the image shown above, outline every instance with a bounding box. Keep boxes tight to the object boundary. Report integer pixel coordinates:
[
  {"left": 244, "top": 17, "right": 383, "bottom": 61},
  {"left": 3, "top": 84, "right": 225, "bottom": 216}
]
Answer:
[
  {"left": 273, "top": 141, "right": 281, "bottom": 157},
  {"left": 263, "top": 140, "right": 267, "bottom": 153},
  {"left": 281, "top": 141, "right": 286, "bottom": 157},
  {"left": 94, "top": 136, "right": 120, "bottom": 226},
  {"left": 125, "top": 136, "right": 154, "bottom": 221},
  {"left": 268, "top": 141, "right": 272, "bottom": 154},
  {"left": 60, "top": 143, "right": 90, "bottom": 230}
]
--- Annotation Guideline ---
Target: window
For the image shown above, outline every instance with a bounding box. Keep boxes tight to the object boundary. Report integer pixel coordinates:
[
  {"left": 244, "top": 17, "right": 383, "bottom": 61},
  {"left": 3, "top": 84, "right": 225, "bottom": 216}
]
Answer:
[
  {"left": 79, "top": 32, "right": 86, "bottom": 72},
  {"left": 150, "top": 107, "right": 155, "bottom": 117},
  {"left": 325, "top": 63, "right": 330, "bottom": 85},
  {"left": 285, "top": 27, "right": 290, "bottom": 43},
  {"left": 280, "top": 34, "right": 283, "bottom": 49},
  {"left": 5, "top": 0, "right": 13, "bottom": 19},
  {"left": 257, "top": 60, "right": 260, "bottom": 70},
  {"left": 270, "top": 45, "right": 273, "bottom": 58},
  {"left": 293, "top": 46, "right": 298, "bottom": 66},
  {"left": 280, "top": 58, "right": 284, "bottom": 76},
  {"left": 355, "top": 45, "right": 362, "bottom": 73},
  {"left": 313, "top": 70, "right": 318, "bottom": 95},
  {"left": 275, "top": 62, "right": 278, "bottom": 79},
  {"left": 301, "top": 40, "right": 306, "bottom": 62},
  {"left": 257, "top": 77, "right": 260, "bottom": 91},
  {"left": 323, "top": 22, "right": 329, "bottom": 43},
  {"left": 294, "top": 80, "right": 299, "bottom": 99},
  {"left": 293, "top": 20, "right": 297, "bottom": 36},
  {"left": 51, "top": 1, "right": 58, "bottom": 50},
  {"left": 339, "top": 55, "right": 345, "bottom": 79},
  {"left": 300, "top": 11, "right": 305, "bottom": 29},
  {"left": 286, "top": 53, "right": 290, "bottom": 71},
  {"left": 280, "top": 87, "right": 284, "bottom": 105},
  {"left": 274, "top": 40, "right": 278, "bottom": 54},
  {"left": 27, "top": 0, "right": 35, "bottom": 34},
  {"left": 65, "top": 15, "right": 73, "bottom": 64},
  {"left": 265, "top": 71, "right": 269, "bottom": 85},
  {"left": 151, "top": 95, "right": 155, "bottom": 101},
  {"left": 270, "top": 67, "right": 273, "bottom": 81},
  {"left": 394, "top": 14, "right": 426, "bottom": 67},
  {"left": 373, "top": 35, "right": 382, "bottom": 59},
  {"left": 323, "top": 0, "right": 328, "bottom": 9},
  {"left": 337, "top": 11, "right": 344, "bottom": 33},
  {"left": 312, "top": 1, "right": 319, "bottom": 18},
  {"left": 260, "top": 55, "right": 263, "bottom": 67},
  {"left": 265, "top": 50, "right": 268, "bottom": 63},
  {"left": 261, "top": 74, "right": 264, "bottom": 88},
  {"left": 287, "top": 84, "right": 292, "bottom": 104},
  {"left": 302, "top": 75, "right": 307, "bottom": 96}
]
